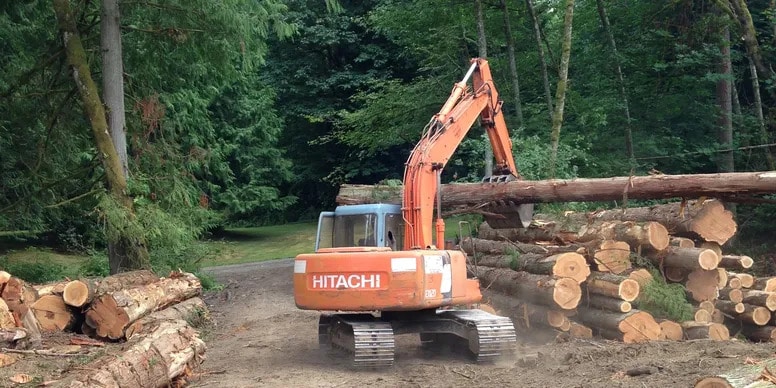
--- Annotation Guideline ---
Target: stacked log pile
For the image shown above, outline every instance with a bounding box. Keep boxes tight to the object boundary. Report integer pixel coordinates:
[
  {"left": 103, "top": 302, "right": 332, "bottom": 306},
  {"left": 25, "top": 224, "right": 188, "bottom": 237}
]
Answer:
[
  {"left": 465, "top": 199, "right": 776, "bottom": 343},
  {"left": 0, "top": 270, "right": 207, "bottom": 387}
]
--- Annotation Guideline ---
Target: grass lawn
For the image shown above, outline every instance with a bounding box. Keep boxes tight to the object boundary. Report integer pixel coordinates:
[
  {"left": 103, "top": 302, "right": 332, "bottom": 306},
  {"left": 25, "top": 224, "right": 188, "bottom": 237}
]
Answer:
[{"left": 200, "top": 222, "right": 318, "bottom": 267}]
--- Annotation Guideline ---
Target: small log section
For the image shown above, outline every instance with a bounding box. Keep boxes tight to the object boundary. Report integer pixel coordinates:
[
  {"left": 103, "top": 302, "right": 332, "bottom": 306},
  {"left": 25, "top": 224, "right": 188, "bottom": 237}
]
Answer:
[
  {"left": 577, "top": 221, "right": 669, "bottom": 252},
  {"left": 585, "top": 272, "right": 640, "bottom": 302},
  {"left": 695, "top": 356, "right": 776, "bottom": 387},
  {"left": 30, "top": 295, "right": 77, "bottom": 332},
  {"left": 658, "top": 319, "right": 683, "bottom": 341},
  {"left": 63, "top": 270, "right": 159, "bottom": 308},
  {"left": 85, "top": 273, "right": 202, "bottom": 339},
  {"left": 682, "top": 321, "right": 729, "bottom": 341},
  {"left": 470, "top": 266, "right": 581, "bottom": 310},
  {"left": 63, "top": 319, "right": 206, "bottom": 388},
  {"left": 575, "top": 309, "right": 660, "bottom": 343}
]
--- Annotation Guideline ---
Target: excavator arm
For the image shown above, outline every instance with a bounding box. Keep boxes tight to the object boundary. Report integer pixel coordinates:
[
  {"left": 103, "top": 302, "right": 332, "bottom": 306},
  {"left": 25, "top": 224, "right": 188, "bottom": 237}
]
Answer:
[{"left": 402, "top": 58, "right": 529, "bottom": 250}]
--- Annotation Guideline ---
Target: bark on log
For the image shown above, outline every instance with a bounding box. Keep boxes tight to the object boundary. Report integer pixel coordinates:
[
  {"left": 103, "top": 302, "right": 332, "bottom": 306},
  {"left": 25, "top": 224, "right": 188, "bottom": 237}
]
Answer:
[
  {"left": 737, "top": 304, "right": 771, "bottom": 326},
  {"left": 62, "top": 319, "right": 205, "bottom": 388},
  {"left": 718, "top": 255, "right": 753, "bottom": 270},
  {"left": 584, "top": 272, "right": 640, "bottom": 302},
  {"left": 20, "top": 310, "right": 41, "bottom": 348},
  {"left": 716, "top": 300, "right": 745, "bottom": 314},
  {"left": 470, "top": 266, "right": 580, "bottom": 310},
  {"left": 64, "top": 270, "right": 159, "bottom": 308},
  {"left": 627, "top": 268, "right": 654, "bottom": 288},
  {"left": 698, "top": 242, "right": 723, "bottom": 261},
  {"left": 742, "top": 290, "right": 776, "bottom": 311},
  {"left": 657, "top": 319, "right": 683, "bottom": 341},
  {"left": 510, "top": 302, "right": 569, "bottom": 330},
  {"left": 711, "top": 309, "right": 725, "bottom": 324},
  {"left": 727, "top": 272, "right": 754, "bottom": 288},
  {"left": 125, "top": 297, "right": 208, "bottom": 340},
  {"left": 0, "top": 329, "right": 26, "bottom": 346},
  {"left": 85, "top": 272, "right": 201, "bottom": 339},
  {"left": 569, "top": 200, "right": 737, "bottom": 245},
  {"left": 682, "top": 321, "right": 730, "bottom": 341},
  {"left": 1, "top": 277, "right": 38, "bottom": 318},
  {"left": 754, "top": 277, "right": 776, "bottom": 292},
  {"left": 581, "top": 294, "right": 631, "bottom": 313},
  {"left": 717, "top": 269, "right": 729, "bottom": 289},
  {"left": 686, "top": 269, "right": 721, "bottom": 302},
  {"left": 577, "top": 221, "right": 669, "bottom": 252},
  {"left": 31, "top": 295, "right": 78, "bottom": 332},
  {"left": 465, "top": 252, "right": 589, "bottom": 283},
  {"left": 718, "top": 288, "right": 743, "bottom": 303},
  {"left": 694, "top": 356, "right": 776, "bottom": 387},
  {"left": 461, "top": 237, "right": 549, "bottom": 256},
  {"left": 477, "top": 222, "right": 578, "bottom": 244},
  {"left": 575, "top": 309, "right": 660, "bottom": 343},
  {"left": 336, "top": 172, "right": 776, "bottom": 207},
  {"left": 739, "top": 324, "right": 776, "bottom": 342},
  {"left": 646, "top": 247, "right": 718, "bottom": 271}
]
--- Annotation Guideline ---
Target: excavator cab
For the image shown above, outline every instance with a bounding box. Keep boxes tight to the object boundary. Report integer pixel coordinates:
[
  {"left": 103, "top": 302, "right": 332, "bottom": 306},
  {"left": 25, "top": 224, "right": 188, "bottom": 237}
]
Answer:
[{"left": 314, "top": 204, "right": 404, "bottom": 251}]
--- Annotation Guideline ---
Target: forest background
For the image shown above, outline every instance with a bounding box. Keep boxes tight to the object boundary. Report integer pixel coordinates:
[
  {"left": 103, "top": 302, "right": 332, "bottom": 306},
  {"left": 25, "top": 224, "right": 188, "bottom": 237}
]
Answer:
[{"left": 2, "top": 0, "right": 775, "bottom": 278}]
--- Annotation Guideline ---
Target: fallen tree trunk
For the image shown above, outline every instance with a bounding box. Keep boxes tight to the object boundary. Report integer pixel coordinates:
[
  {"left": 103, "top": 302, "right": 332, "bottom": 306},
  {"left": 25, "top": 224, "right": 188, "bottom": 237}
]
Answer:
[
  {"left": 584, "top": 272, "right": 640, "bottom": 302},
  {"left": 465, "top": 251, "right": 590, "bottom": 283},
  {"left": 470, "top": 266, "right": 580, "bottom": 310},
  {"left": 754, "top": 277, "right": 776, "bottom": 292},
  {"left": 581, "top": 294, "right": 631, "bottom": 313},
  {"left": 718, "top": 255, "right": 753, "bottom": 270},
  {"left": 512, "top": 302, "right": 569, "bottom": 330},
  {"left": 477, "top": 222, "right": 578, "bottom": 244},
  {"left": 577, "top": 221, "right": 669, "bottom": 252},
  {"left": 63, "top": 269, "right": 159, "bottom": 308},
  {"left": 739, "top": 324, "right": 776, "bottom": 342},
  {"left": 694, "top": 355, "right": 776, "bottom": 387},
  {"left": 84, "top": 272, "right": 201, "bottom": 339},
  {"left": 742, "top": 290, "right": 776, "bottom": 311},
  {"left": 718, "top": 288, "right": 743, "bottom": 304},
  {"left": 737, "top": 304, "right": 771, "bottom": 326},
  {"left": 125, "top": 297, "right": 208, "bottom": 340},
  {"left": 575, "top": 309, "right": 660, "bottom": 343},
  {"left": 645, "top": 247, "right": 719, "bottom": 271},
  {"left": 727, "top": 272, "right": 754, "bottom": 288},
  {"left": 62, "top": 319, "right": 206, "bottom": 388},
  {"left": 336, "top": 172, "right": 776, "bottom": 207},
  {"left": 682, "top": 321, "right": 729, "bottom": 341}
]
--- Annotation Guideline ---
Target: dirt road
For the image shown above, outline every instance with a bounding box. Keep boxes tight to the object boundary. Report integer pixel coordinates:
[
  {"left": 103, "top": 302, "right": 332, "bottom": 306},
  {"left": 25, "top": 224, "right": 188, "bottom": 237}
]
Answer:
[{"left": 195, "top": 259, "right": 774, "bottom": 388}]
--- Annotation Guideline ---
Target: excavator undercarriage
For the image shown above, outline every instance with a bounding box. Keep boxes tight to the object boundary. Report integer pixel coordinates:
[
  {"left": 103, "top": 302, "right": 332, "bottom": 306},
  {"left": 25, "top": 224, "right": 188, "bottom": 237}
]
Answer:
[{"left": 318, "top": 309, "right": 517, "bottom": 367}]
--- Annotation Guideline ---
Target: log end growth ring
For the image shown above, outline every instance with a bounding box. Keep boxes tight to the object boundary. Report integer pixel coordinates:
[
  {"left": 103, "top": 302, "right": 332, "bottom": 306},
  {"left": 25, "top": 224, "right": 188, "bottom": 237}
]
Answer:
[{"left": 552, "top": 278, "right": 581, "bottom": 310}]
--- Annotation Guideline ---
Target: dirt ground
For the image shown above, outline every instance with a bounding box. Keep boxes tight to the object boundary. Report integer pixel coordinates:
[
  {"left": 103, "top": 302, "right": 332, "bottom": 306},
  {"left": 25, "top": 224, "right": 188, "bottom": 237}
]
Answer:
[{"left": 194, "top": 259, "right": 776, "bottom": 388}]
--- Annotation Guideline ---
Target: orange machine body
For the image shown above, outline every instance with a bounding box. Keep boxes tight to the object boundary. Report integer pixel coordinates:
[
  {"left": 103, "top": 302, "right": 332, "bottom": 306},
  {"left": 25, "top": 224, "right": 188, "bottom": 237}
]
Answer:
[{"left": 294, "top": 248, "right": 481, "bottom": 311}]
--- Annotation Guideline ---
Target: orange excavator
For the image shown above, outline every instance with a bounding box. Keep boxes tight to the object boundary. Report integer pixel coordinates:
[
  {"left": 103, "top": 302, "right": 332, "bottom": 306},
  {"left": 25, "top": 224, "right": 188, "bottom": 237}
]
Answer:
[{"left": 293, "top": 58, "right": 533, "bottom": 367}]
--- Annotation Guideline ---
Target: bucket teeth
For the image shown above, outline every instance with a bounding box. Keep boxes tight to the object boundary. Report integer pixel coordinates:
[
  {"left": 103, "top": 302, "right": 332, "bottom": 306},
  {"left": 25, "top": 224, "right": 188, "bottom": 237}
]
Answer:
[{"left": 481, "top": 175, "right": 533, "bottom": 229}]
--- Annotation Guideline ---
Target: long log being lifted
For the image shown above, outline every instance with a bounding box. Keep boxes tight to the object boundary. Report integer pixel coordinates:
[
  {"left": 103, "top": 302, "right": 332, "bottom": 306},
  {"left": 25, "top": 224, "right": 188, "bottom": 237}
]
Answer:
[{"left": 337, "top": 172, "right": 776, "bottom": 207}]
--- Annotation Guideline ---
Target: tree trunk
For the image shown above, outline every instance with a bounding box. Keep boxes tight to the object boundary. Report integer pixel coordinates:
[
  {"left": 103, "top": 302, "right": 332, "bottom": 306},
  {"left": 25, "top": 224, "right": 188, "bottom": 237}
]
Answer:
[
  {"left": 747, "top": 56, "right": 776, "bottom": 169},
  {"left": 336, "top": 172, "right": 776, "bottom": 213},
  {"left": 474, "top": 0, "right": 493, "bottom": 176},
  {"left": 739, "top": 324, "right": 776, "bottom": 342},
  {"left": 719, "top": 255, "right": 753, "bottom": 270},
  {"left": 584, "top": 272, "right": 640, "bottom": 302},
  {"left": 646, "top": 248, "right": 719, "bottom": 271},
  {"left": 470, "top": 266, "right": 580, "bottom": 310},
  {"left": 549, "top": 0, "right": 575, "bottom": 178},
  {"left": 716, "top": 300, "right": 745, "bottom": 315},
  {"left": 499, "top": 0, "right": 524, "bottom": 126},
  {"left": 525, "top": 0, "right": 554, "bottom": 120},
  {"left": 30, "top": 295, "right": 77, "bottom": 332},
  {"left": 719, "top": 287, "right": 743, "bottom": 303},
  {"left": 728, "top": 272, "right": 754, "bottom": 288},
  {"left": 575, "top": 309, "right": 660, "bottom": 343},
  {"left": 670, "top": 237, "right": 695, "bottom": 248},
  {"left": 736, "top": 304, "right": 771, "bottom": 326},
  {"left": 576, "top": 221, "right": 669, "bottom": 252},
  {"left": 63, "top": 270, "right": 159, "bottom": 308},
  {"left": 101, "top": 0, "right": 128, "bottom": 177},
  {"left": 460, "top": 237, "right": 549, "bottom": 256},
  {"left": 519, "top": 252, "right": 590, "bottom": 283},
  {"left": 595, "top": 0, "right": 634, "bottom": 162},
  {"left": 754, "top": 277, "right": 776, "bottom": 292},
  {"left": 512, "top": 302, "right": 569, "bottom": 330},
  {"left": 84, "top": 273, "right": 201, "bottom": 339},
  {"left": 581, "top": 294, "right": 631, "bottom": 313},
  {"left": 742, "top": 290, "right": 776, "bottom": 311},
  {"left": 53, "top": 0, "right": 150, "bottom": 274},
  {"left": 62, "top": 319, "right": 205, "bottom": 388},
  {"left": 125, "top": 297, "right": 207, "bottom": 340},
  {"left": 717, "top": 24, "right": 735, "bottom": 174},
  {"left": 682, "top": 321, "right": 730, "bottom": 341}
]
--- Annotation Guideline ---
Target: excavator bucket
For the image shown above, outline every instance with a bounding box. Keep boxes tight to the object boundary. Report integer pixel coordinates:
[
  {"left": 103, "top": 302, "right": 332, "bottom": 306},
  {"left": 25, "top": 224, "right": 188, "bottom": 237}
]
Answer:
[{"left": 481, "top": 175, "right": 534, "bottom": 229}]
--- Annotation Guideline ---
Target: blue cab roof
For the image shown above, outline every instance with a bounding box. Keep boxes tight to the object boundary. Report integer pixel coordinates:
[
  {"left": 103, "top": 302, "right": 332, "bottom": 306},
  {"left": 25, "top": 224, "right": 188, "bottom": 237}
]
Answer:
[{"left": 334, "top": 203, "right": 401, "bottom": 216}]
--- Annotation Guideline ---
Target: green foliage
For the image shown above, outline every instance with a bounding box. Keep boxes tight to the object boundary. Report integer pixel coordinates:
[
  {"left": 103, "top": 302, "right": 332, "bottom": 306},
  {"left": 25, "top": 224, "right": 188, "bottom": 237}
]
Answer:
[
  {"left": 195, "top": 272, "right": 224, "bottom": 291},
  {"left": 505, "top": 247, "right": 521, "bottom": 271},
  {"left": 0, "top": 255, "right": 67, "bottom": 284},
  {"left": 638, "top": 267, "right": 694, "bottom": 322},
  {"left": 79, "top": 253, "right": 111, "bottom": 277}
]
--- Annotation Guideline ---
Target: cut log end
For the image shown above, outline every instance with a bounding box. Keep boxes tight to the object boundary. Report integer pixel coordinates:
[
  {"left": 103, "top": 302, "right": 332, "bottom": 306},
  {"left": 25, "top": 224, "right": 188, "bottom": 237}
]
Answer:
[
  {"left": 553, "top": 277, "right": 582, "bottom": 310},
  {"left": 698, "top": 249, "right": 719, "bottom": 270},
  {"left": 694, "top": 377, "right": 733, "bottom": 388},
  {"left": 551, "top": 252, "right": 590, "bottom": 283},
  {"left": 658, "top": 320, "right": 683, "bottom": 341},
  {"left": 682, "top": 321, "right": 730, "bottom": 341},
  {"left": 645, "top": 222, "right": 669, "bottom": 251},
  {"left": 31, "top": 295, "right": 75, "bottom": 332},
  {"left": 85, "top": 295, "right": 129, "bottom": 340},
  {"left": 63, "top": 281, "right": 90, "bottom": 308}
]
